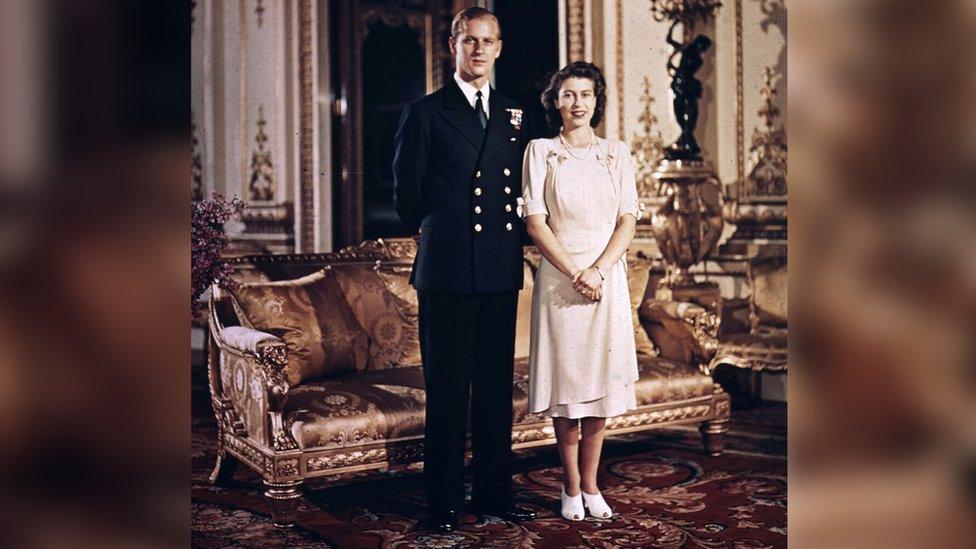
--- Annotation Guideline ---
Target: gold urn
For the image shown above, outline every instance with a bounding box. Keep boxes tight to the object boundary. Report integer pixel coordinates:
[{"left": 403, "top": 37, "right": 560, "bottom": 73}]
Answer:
[{"left": 648, "top": 158, "right": 725, "bottom": 289}]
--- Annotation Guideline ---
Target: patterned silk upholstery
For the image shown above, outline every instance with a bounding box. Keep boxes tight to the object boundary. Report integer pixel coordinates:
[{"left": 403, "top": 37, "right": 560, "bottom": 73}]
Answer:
[
  {"left": 633, "top": 355, "right": 715, "bottom": 404},
  {"left": 332, "top": 264, "right": 423, "bottom": 369},
  {"left": 284, "top": 367, "right": 427, "bottom": 449},
  {"left": 374, "top": 265, "right": 419, "bottom": 318},
  {"left": 231, "top": 269, "right": 370, "bottom": 385},
  {"left": 286, "top": 353, "right": 716, "bottom": 449}
]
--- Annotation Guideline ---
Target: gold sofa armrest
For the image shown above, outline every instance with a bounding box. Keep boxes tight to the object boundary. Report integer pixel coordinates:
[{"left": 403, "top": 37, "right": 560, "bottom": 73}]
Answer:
[
  {"left": 208, "top": 289, "right": 299, "bottom": 452},
  {"left": 639, "top": 299, "right": 719, "bottom": 374}
]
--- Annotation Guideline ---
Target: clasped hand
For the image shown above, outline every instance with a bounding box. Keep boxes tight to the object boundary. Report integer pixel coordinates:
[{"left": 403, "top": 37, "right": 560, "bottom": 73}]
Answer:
[{"left": 571, "top": 266, "right": 603, "bottom": 301}]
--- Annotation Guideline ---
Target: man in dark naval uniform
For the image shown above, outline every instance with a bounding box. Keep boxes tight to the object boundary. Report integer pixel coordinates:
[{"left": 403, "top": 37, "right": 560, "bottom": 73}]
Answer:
[{"left": 392, "top": 7, "right": 537, "bottom": 533}]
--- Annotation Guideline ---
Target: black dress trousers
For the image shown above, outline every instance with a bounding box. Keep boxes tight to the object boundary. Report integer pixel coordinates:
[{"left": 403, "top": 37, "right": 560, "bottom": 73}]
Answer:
[{"left": 417, "top": 290, "right": 518, "bottom": 513}]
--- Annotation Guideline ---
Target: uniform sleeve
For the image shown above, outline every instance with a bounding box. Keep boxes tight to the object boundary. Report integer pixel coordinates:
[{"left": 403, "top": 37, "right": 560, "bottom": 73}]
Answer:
[
  {"left": 616, "top": 141, "right": 644, "bottom": 221},
  {"left": 392, "top": 102, "right": 429, "bottom": 233},
  {"left": 520, "top": 140, "right": 549, "bottom": 219}
]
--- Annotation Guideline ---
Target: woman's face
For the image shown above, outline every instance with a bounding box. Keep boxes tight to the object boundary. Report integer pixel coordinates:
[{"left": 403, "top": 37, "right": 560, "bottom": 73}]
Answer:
[{"left": 555, "top": 77, "right": 597, "bottom": 130}]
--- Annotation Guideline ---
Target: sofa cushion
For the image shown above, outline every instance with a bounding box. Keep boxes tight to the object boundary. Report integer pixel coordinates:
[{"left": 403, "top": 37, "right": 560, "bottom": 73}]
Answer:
[
  {"left": 231, "top": 270, "right": 370, "bottom": 385},
  {"left": 374, "top": 265, "right": 418, "bottom": 318},
  {"left": 374, "top": 265, "right": 423, "bottom": 366},
  {"left": 514, "top": 261, "right": 535, "bottom": 359},
  {"left": 627, "top": 255, "right": 656, "bottom": 356},
  {"left": 377, "top": 261, "right": 536, "bottom": 360},
  {"left": 511, "top": 354, "right": 713, "bottom": 423},
  {"left": 332, "top": 264, "right": 423, "bottom": 369},
  {"left": 632, "top": 354, "right": 715, "bottom": 405},
  {"left": 751, "top": 255, "right": 787, "bottom": 328},
  {"left": 284, "top": 367, "right": 427, "bottom": 449}
]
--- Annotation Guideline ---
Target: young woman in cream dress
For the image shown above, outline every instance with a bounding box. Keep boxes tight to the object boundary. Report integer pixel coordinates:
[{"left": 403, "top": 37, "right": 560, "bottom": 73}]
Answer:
[{"left": 521, "top": 61, "right": 642, "bottom": 521}]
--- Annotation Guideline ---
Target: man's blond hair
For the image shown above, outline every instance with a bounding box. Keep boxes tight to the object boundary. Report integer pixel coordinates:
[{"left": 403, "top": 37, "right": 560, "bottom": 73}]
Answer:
[{"left": 450, "top": 7, "right": 501, "bottom": 39}]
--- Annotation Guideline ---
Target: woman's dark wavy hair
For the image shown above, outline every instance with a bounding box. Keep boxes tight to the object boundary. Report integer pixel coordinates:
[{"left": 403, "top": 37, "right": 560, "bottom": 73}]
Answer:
[{"left": 540, "top": 61, "right": 607, "bottom": 132}]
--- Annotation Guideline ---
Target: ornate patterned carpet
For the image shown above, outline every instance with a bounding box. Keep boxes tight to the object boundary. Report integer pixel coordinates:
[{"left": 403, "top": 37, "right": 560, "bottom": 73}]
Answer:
[{"left": 191, "top": 373, "right": 786, "bottom": 548}]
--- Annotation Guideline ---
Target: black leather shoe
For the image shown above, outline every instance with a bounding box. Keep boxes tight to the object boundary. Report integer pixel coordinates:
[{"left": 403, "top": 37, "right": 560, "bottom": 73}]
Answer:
[
  {"left": 425, "top": 509, "right": 458, "bottom": 533},
  {"left": 472, "top": 503, "right": 537, "bottom": 523}
]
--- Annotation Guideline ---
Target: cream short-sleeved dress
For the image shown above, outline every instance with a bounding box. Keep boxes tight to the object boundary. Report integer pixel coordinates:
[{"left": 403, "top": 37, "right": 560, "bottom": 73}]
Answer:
[{"left": 521, "top": 136, "right": 642, "bottom": 419}]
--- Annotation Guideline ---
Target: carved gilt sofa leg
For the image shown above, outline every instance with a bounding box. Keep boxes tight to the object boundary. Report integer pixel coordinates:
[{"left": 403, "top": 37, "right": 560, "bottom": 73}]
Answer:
[
  {"left": 699, "top": 419, "right": 729, "bottom": 457},
  {"left": 264, "top": 479, "right": 303, "bottom": 528},
  {"left": 208, "top": 448, "right": 240, "bottom": 486}
]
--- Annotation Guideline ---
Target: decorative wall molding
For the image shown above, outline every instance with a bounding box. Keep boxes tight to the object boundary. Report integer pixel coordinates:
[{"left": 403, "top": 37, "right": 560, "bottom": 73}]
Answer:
[
  {"left": 248, "top": 105, "right": 275, "bottom": 201},
  {"left": 734, "top": 0, "right": 744, "bottom": 185},
  {"left": 631, "top": 76, "right": 665, "bottom": 198},
  {"left": 744, "top": 67, "right": 786, "bottom": 198},
  {"left": 192, "top": 114, "right": 203, "bottom": 201},
  {"left": 298, "top": 0, "right": 316, "bottom": 251},
  {"left": 255, "top": 0, "right": 267, "bottom": 28},
  {"left": 431, "top": 3, "right": 449, "bottom": 90},
  {"left": 567, "top": 0, "right": 585, "bottom": 63},
  {"left": 615, "top": 0, "right": 625, "bottom": 140},
  {"left": 359, "top": 7, "right": 428, "bottom": 46},
  {"left": 759, "top": 0, "right": 785, "bottom": 19},
  {"left": 240, "top": 204, "right": 294, "bottom": 235},
  {"left": 190, "top": 1, "right": 212, "bottom": 204}
]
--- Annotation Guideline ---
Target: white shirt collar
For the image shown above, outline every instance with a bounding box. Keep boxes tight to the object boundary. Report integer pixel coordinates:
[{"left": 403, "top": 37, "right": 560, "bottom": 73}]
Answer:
[{"left": 453, "top": 72, "right": 490, "bottom": 118}]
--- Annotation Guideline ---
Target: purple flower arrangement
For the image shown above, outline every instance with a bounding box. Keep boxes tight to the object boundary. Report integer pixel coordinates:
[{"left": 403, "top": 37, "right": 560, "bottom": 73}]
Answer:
[{"left": 191, "top": 193, "right": 244, "bottom": 315}]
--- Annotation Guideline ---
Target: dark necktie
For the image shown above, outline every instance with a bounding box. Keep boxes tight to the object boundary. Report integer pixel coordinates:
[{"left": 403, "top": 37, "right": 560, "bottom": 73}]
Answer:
[{"left": 475, "top": 90, "right": 487, "bottom": 129}]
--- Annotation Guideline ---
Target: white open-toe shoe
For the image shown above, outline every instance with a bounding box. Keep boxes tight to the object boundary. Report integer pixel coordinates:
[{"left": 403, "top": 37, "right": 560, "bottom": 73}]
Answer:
[
  {"left": 582, "top": 490, "right": 613, "bottom": 519},
  {"left": 561, "top": 487, "right": 585, "bottom": 521}
]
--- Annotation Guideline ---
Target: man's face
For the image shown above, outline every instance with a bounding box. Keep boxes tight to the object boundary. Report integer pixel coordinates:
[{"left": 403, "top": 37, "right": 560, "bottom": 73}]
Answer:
[{"left": 449, "top": 18, "right": 502, "bottom": 81}]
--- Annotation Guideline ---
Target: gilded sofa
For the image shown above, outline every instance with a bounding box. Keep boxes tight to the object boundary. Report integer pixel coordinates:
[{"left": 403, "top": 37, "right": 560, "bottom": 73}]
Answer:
[{"left": 206, "top": 237, "right": 731, "bottom": 526}]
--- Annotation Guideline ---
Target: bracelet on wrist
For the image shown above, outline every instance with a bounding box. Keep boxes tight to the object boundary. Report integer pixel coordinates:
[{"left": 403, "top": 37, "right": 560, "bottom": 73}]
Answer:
[{"left": 594, "top": 266, "right": 606, "bottom": 280}]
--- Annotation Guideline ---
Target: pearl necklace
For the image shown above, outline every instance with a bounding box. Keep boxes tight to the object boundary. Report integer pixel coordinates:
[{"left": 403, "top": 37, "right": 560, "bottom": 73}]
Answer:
[{"left": 558, "top": 128, "right": 596, "bottom": 160}]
